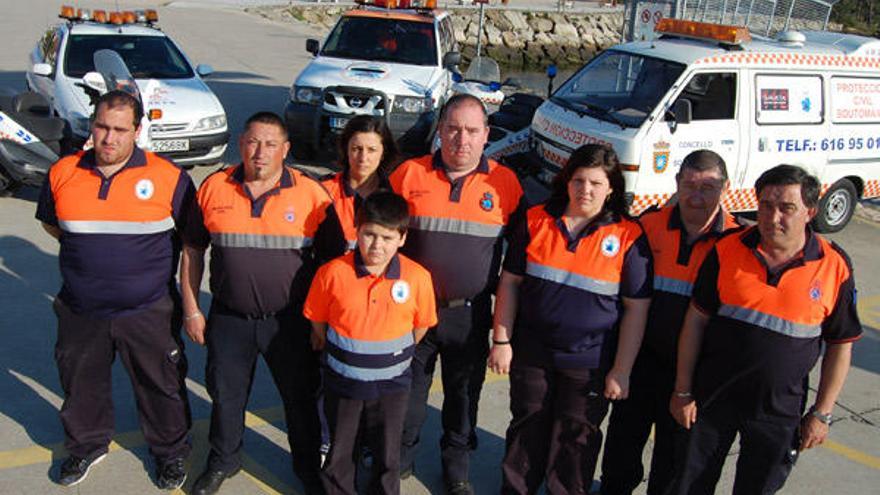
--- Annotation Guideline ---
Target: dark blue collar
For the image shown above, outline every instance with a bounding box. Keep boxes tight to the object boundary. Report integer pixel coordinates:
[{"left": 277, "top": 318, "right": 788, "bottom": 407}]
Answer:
[
  {"left": 667, "top": 204, "right": 728, "bottom": 235},
  {"left": 354, "top": 249, "right": 401, "bottom": 279},
  {"left": 231, "top": 164, "right": 294, "bottom": 189},
  {"left": 77, "top": 147, "right": 147, "bottom": 170},
  {"left": 741, "top": 225, "right": 822, "bottom": 261},
  {"left": 431, "top": 150, "right": 490, "bottom": 175}
]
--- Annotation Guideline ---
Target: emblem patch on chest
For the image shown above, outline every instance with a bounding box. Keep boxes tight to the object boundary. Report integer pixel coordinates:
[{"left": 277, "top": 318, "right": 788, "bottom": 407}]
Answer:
[
  {"left": 135, "top": 179, "right": 154, "bottom": 200},
  {"left": 479, "top": 192, "right": 494, "bottom": 212},
  {"left": 391, "top": 280, "right": 410, "bottom": 304},
  {"left": 283, "top": 207, "right": 295, "bottom": 223},
  {"left": 809, "top": 281, "right": 822, "bottom": 301},
  {"left": 600, "top": 234, "right": 621, "bottom": 257}
]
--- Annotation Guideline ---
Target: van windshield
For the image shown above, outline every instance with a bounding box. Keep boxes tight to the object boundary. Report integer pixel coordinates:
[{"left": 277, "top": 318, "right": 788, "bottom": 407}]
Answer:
[
  {"left": 551, "top": 50, "right": 685, "bottom": 128},
  {"left": 65, "top": 35, "right": 194, "bottom": 79},
  {"left": 321, "top": 17, "right": 437, "bottom": 66}
]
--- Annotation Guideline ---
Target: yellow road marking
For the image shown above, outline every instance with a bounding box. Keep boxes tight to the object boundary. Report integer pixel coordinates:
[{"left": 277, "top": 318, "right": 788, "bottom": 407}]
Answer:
[
  {"left": 856, "top": 294, "right": 880, "bottom": 330},
  {"left": 822, "top": 439, "right": 880, "bottom": 470},
  {"left": 2, "top": 370, "right": 879, "bottom": 495}
]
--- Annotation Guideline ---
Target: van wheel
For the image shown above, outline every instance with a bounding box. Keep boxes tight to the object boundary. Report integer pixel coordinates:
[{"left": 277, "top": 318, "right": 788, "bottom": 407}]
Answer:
[{"left": 813, "top": 179, "right": 857, "bottom": 233}]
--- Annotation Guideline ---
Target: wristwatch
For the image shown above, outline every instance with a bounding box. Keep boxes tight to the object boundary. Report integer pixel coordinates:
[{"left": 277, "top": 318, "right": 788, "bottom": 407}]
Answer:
[{"left": 809, "top": 407, "right": 833, "bottom": 425}]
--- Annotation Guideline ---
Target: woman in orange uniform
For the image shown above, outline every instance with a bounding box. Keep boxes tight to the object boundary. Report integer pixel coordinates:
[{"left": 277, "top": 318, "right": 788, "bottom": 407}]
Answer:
[
  {"left": 488, "top": 144, "right": 653, "bottom": 495},
  {"left": 322, "top": 115, "right": 398, "bottom": 250}
]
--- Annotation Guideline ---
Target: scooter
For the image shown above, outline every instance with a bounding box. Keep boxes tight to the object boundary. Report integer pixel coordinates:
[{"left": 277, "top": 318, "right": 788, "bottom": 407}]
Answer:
[{"left": 0, "top": 89, "right": 64, "bottom": 194}]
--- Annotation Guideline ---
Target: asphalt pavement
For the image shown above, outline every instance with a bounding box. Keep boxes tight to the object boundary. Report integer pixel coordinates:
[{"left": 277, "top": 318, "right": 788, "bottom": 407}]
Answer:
[{"left": 0, "top": 1, "right": 878, "bottom": 494}]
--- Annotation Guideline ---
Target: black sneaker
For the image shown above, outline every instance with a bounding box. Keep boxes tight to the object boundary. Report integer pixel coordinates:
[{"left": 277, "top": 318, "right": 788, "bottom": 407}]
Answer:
[
  {"left": 446, "top": 481, "right": 474, "bottom": 495},
  {"left": 156, "top": 456, "right": 187, "bottom": 490},
  {"left": 192, "top": 467, "right": 239, "bottom": 495},
  {"left": 57, "top": 451, "right": 107, "bottom": 486}
]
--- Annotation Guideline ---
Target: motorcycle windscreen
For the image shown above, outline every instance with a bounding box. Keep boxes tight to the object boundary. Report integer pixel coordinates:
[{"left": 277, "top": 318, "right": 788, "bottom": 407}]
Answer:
[{"left": 93, "top": 49, "right": 142, "bottom": 104}]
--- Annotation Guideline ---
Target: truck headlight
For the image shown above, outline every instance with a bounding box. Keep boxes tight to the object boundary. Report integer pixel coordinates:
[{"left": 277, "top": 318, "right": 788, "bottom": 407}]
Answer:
[
  {"left": 193, "top": 114, "right": 226, "bottom": 132},
  {"left": 393, "top": 96, "right": 427, "bottom": 113},
  {"left": 292, "top": 86, "right": 322, "bottom": 105}
]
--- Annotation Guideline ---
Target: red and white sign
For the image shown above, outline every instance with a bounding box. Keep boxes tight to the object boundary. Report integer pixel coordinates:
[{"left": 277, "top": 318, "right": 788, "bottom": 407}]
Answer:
[
  {"left": 632, "top": 1, "right": 674, "bottom": 41},
  {"left": 831, "top": 76, "right": 880, "bottom": 123}
]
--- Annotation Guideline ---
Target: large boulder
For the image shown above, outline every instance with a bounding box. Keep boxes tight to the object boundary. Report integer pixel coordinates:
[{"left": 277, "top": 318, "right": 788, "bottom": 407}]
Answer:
[
  {"left": 528, "top": 15, "right": 554, "bottom": 33},
  {"left": 485, "top": 22, "right": 503, "bottom": 46},
  {"left": 501, "top": 30, "right": 525, "bottom": 50}
]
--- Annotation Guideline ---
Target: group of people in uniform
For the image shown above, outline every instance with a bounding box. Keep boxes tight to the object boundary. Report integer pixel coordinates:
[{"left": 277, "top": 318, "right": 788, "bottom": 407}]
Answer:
[{"left": 36, "top": 89, "right": 861, "bottom": 495}]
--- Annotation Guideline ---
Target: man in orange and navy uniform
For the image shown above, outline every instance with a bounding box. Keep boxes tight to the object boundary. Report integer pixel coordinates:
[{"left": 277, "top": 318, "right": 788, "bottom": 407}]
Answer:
[
  {"left": 601, "top": 150, "right": 741, "bottom": 495},
  {"left": 391, "top": 94, "right": 524, "bottom": 494},
  {"left": 305, "top": 191, "right": 438, "bottom": 495},
  {"left": 180, "top": 112, "right": 345, "bottom": 495},
  {"left": 669, "top": 165, "right": 862, "bottom": 494},
  {"left": 35, "top": 91, "right": 194, "bottom": 489}
]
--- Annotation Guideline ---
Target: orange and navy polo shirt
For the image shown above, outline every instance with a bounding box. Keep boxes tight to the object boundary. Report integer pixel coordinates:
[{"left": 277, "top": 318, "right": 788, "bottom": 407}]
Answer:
[
  {"left": 503, "top": 200, "right": 653, "bottom": 369},
  {"left": 304, "top": 250, "right": 437, "bottom": 400},
  {"left": 184, "top": 164, "right": 345, "bottom": 316},
  {"left": 389, "top": 152, "right": 524, "bottom": 301},
  {"left": 638, "top": 203, "right": 742, "bottom": 368},
  {"left": 35, "top": 148, "right": 196, "bottom": 318},
  {"left": 692, "top": 226, "right": 862, "bottom": 422},
  {"left": 321, "top": 171, "right": 391, "bottom": 250}
]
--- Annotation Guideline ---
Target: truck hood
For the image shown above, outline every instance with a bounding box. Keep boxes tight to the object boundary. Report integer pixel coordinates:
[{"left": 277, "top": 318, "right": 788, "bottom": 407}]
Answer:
[{"left": 295, "top": 56, "right": 440, "bottom": 97}]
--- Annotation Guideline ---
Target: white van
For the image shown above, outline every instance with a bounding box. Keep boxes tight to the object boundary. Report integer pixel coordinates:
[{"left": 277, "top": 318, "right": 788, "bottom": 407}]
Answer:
[
  {"left": 284, "top": 0, "right": 460, "bottom": 158},
  {"left": 526, "top": 18, "right": 880, "bottom": 232}
]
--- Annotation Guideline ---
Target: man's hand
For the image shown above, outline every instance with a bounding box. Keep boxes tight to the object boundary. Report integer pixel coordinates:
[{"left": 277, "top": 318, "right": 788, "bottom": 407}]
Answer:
[
  {"left": 311, "top": 326, "right": 327, "bottom": 351},
  {"left": 487, "top": 344, "right": 513, "bottom": 374},
  {"left": 800, "top": 415, "right": 830, "bottom": 450},
  {"left": 604, "top": 367, "right": 630, "bottom": 400},
  {"left": 670, "top": 395, "right": 698, "bottom": 429},
  {"left": 184, "top": 313, "right": 206, "bottom": 345}
]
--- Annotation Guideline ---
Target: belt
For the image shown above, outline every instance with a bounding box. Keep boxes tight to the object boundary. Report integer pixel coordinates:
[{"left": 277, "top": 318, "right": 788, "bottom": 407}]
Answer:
[
  {"left": 437, "top": 298, "right": 472, "bottom": 309},
  {"left": 214, "top": 301, "right": 287, "bottom": 320}
]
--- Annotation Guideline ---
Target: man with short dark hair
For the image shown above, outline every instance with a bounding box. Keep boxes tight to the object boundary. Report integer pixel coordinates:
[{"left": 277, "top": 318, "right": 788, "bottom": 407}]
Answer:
[
  {"left": 601, "top": 150, "right": 741, "bottom": 495},
  {"left": 36, "top": 90, "right": 194, "bottom": 489},
  {"left": 181, "top": 111, "right": 345, "bottom": 495},
  {"left": 391, "top": 94, "right": 524, "bottom": 494},
  {"left": 668, "top": 164, "right": 862, "bottom": 494}
]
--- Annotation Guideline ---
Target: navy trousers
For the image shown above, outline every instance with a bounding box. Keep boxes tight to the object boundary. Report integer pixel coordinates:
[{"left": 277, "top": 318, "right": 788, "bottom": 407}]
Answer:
[
  {"left": 54, "top": 294, "right": 191, "bottom": 462},
  {"left": 399, "top": 295, "right": 492, "bottom": 485},
  {"left": 204, "top": 303, "right": 323, "bottom": 492}
]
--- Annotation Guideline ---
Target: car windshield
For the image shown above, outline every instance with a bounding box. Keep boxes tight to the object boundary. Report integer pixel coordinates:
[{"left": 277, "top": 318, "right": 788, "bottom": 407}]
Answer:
[
  {"left": 64, "top": 34, "right": 194, "bottom": 79},
  {"left": 552, "top": 50, "right": 685, "bottom": 128},
  {"left": 321, "top": 17, "right": 437, "bottom": 66}
]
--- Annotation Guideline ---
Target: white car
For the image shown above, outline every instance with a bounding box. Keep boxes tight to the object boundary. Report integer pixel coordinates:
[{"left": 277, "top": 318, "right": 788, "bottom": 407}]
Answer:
[
  {"left": 26, "top": 7, "right": 228, "bottom": 166},
  {"left": 285, "top": 0, "right": 460, "bottom": 158}
]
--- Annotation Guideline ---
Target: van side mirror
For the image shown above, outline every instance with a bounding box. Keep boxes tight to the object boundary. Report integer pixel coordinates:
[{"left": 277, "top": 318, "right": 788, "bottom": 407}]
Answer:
[
  {"left": 196, "top": 64, "right": 214, "bottom": 77},
  {"left": 443, "top": 51, "right": 461, "bottom": 70},
  {"left": 671, "top": 99, "right": 692, "bottom": 125},
  {"left": 306, "top": 39, "right": 320, "bottom": 56},
  {"left": 33, "top": 63, "right": 53, "bottom": 77}
]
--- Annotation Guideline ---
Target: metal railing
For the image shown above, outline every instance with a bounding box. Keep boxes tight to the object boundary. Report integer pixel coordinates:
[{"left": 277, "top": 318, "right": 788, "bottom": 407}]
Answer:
[{"left": 676, "top": 0, "right": 838, "bottom": 37}]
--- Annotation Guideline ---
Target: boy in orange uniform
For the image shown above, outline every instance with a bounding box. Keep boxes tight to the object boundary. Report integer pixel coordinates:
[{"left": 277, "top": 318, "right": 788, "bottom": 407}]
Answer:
[{"left": 304, "top": 191, "right": 438, "bottom": 495}]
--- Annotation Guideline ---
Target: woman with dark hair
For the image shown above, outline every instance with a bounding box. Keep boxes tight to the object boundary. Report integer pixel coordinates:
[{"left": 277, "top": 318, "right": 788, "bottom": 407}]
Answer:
[
  {"left": 488, "top": 144, "right": 653, "bottom": 494},
  {"left": 322, "top": 115, "right": 399, "bottom": 249}
]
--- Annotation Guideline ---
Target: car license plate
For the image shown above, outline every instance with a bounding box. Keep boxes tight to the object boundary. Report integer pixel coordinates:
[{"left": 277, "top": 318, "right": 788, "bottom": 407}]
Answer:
[
  {"left": 329, "top": 117, "right": 349, "bottom": 130},
  {"left": 152, "top": 139, "right": 190, "bottom": 152}
]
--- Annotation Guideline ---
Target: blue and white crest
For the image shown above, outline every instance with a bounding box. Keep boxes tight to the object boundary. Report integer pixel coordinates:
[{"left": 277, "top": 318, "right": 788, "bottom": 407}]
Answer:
[
  {"left": 480, "top": 192, "right": 494, "bottom": 212},
  {"left": 600, "top": 234, "right": 621, "bottom": 257},
  {"left": 283, "top": 207, "right": 296, "bottom": 223},
  {"left": 391, "top": 280, "right": 410, "bottom": 304},
  {"left": 135, "top": 179, "right": 154, "bottom": 200},
  {"left": 809, "top": 282, "right": 822, "bottom": 301}
]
